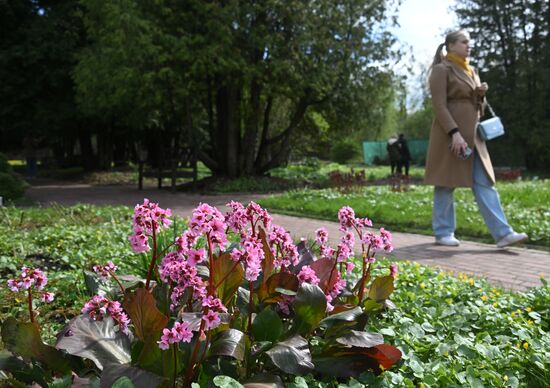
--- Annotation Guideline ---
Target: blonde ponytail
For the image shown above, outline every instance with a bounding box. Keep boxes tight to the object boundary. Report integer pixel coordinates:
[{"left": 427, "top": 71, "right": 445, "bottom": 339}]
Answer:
[
  {"left": 430, "top": 43, "right": 446, "bottom": 69},
  {"left": 429, "top": 29, "right": 470, "bottom": 72}
]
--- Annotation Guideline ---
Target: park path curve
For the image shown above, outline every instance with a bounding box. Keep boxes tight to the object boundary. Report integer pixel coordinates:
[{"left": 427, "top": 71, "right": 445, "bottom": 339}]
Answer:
[{"left": 24, "top": 181, "right": 549, "bottom": 292}]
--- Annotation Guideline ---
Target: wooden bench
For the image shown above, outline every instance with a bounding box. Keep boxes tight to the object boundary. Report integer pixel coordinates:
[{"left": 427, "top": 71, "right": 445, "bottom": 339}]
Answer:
[{"left": 138, "top": 147, "right": 197, "bottom": 192}]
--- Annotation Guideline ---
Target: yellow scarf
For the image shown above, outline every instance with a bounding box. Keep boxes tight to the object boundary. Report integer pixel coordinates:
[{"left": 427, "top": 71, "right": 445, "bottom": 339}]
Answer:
[{"left": 446, "top": 53, "right": 473, "bottom": 77}]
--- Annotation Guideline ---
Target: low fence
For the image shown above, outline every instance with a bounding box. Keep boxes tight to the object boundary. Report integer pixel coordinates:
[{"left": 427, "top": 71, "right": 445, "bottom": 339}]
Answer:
[{"left": 362, "top": 139, "right": 428, "bottom": 165}]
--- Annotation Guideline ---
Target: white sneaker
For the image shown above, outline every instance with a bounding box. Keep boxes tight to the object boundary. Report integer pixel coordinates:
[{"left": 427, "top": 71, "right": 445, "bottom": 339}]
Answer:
[
  {"left": 435, "top": 235, "right": 460, "bottom": 246},
  {"left": 497, "top": 232, "right": 528, "bottom": 248}
]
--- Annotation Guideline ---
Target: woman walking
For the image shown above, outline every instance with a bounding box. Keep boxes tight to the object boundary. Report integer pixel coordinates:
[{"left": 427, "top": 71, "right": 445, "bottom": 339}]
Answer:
[{"left": 425, "top": 29, "right": 527, "bottom": 248}]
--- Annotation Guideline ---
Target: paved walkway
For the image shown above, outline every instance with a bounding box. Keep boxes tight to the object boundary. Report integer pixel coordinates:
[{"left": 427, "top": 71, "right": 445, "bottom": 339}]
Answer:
[{"left": 25, "top": 182, "right": 549, "bottom": 292}]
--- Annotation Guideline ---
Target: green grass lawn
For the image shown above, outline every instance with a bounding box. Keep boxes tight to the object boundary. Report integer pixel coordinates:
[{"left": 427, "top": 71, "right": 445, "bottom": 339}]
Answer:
[
  {"left": 0, "top": 205, "right": 549, "bottom": 387},
  {"left": 258, "top": 180, "right": 550, "bottom": 249}
]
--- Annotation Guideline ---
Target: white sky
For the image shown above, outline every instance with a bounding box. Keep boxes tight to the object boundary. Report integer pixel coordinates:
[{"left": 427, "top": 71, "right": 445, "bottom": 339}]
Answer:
[{"left": 391, "top": 0, "right": 457, "bottom": 109}]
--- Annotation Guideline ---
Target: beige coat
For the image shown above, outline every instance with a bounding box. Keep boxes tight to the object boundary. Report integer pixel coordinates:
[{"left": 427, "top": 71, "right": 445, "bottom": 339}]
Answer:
[{"left": 424, "top": 59, "right": 495, "bottom": 187}]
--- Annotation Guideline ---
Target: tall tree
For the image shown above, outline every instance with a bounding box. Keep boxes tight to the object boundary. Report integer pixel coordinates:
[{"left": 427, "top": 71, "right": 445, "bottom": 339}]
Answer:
[
  {"left": 454, "top": 0, "right": 550, "bottom": 170},
  {"left": 0, "top": 1, "right": 85, "bottom": 165},
  {"left": 75, "top": 0, "right": 400, "bottom": 177}
]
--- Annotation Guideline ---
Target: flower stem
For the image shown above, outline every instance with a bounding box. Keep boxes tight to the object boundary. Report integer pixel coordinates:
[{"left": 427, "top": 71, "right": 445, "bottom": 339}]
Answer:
[
  {"left": 145, "top": 226, "right": 158, "bottom": 291},
  {"left": 184, "top": 320, "right": 206, "bottom": 385},
  {"left": 27, "top": 288, "right": 34, "bottom": 323},
  {"left": 207, "top": 233, "right": 215, "bottom": 295},
  {"left": 247, "top": 281, "right": 254, "bottom": 337},
  {"left": 172, "top": 343, "right": 177, "bottom": 388},
  {"left": 357, "top": 246, "right": 371, "bottom": 305},
  {"left": 109, "top": 270, "right": 126, "bottom": 294}
]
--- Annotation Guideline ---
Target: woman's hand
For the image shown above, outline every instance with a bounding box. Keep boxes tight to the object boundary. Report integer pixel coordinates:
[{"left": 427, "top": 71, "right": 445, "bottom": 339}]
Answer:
[
  {"left": 450, "top": 132, "right": 468, "bottom": 158},
  {"left": 476, "top": 82, "right": 489, "bottom": 97}
]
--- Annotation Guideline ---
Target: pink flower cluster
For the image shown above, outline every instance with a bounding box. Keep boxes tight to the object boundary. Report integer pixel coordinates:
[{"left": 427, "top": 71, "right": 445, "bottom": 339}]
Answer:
[
  {"left": 6, "top": 266, "right": 55, "bottom": 303},
  {"left": 226, "top": 202, "right": 278, "bottom": 281},
  {"left": 152, "top": 201, "right": 396, "bottom": 349},
  {"left": 335, "top": 206, "right": 393, "bottom": 255},
  {"left": 159, "top": 251, "right": 207, "bottom": 310},
  {"left": 202, "top": 296, "right": 227, "bottom": 329},
  {"left": 189, "top": 203, "right": 227, "bottom": 249},
  {"left": 92, "top": 261, "right": 117, "bottom": 280},
  {"left": 158, "top": 321, "right": 193, "bottom": 350},
  {"left": 230, "top": 236, "right": 264, "bottom": 282},
  {"left": 325, "top": 273, "right": 347, "bottom": 312},
  {"left": 297, "top": 266, "right": 320, "bottom": 285},
  {"left": 226, "top": 201, "right": 273, "bottom": 235},
  {"left": 81, "top": 295, "right": 130, "bottom": 334},
  {"left": 128, "top": 199, "right": 172, "bottom": 253},
  {"left": 338, "top": 206, "right": 372, "bottom": 232},
  {"left": 390, "top": 263, "right": 398, "bottom": 278},
  {"left": 268, "top": 225, "right": 299, "bottom": 268}
]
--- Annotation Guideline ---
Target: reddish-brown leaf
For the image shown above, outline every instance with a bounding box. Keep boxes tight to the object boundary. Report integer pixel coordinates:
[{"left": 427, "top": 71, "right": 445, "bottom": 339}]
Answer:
[
  {"left": 123, "top": 288, "right": 168, "bottom": 343},
  {"left": 258, "top": 226, "right": 275, "bottom": 282},
  {"left": 212, "top": 252, "right": 244, "bottom": 306},
  {"left": 365, "top": 343, "right": 402, "bottom": 369},
  {"left": 310, "top": 258, "right": 339, "bottom": 293},
  {"left": 258, "top": 272, "right": 299, "bottom": 303}
]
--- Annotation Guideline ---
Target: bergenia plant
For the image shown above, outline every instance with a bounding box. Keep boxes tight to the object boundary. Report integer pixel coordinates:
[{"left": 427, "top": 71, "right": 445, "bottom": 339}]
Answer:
[
  {"left": 1, "top": 266, "right": 86, "bottom": 384},
  {"left": 2, "top": 199, "right": 402, "bottom": 387},
  {"left": 6, "top": 266, "right": 55, "bottom": 323}
]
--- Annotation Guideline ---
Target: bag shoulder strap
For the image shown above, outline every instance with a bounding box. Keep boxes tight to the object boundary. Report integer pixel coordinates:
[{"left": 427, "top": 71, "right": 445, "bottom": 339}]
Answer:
[{"left": 485, "top": 98, "right": 497, "bottom": 117}]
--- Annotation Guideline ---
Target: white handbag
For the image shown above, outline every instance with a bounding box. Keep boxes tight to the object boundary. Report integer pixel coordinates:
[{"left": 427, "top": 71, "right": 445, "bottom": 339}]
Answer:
[{"left": 478, "top": 101, "right": 505, "bottom": 141}]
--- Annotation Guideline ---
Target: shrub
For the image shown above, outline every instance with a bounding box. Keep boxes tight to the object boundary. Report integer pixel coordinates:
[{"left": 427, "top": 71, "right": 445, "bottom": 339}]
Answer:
[
  {"left": 330, "top": 140, "right": 361, "bottom": 164},
  {"left": 0, "top": 152, "right": 13, "bottom": 173},
  {"left": 0, "top": 172, "right": 28, "bottom": 201}
]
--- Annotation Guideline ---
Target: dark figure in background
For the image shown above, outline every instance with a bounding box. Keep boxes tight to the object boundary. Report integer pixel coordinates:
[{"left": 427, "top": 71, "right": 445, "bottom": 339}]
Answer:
[
  {"left": 386, "top": 135, "right": 401, "bottom": 175},
  {"left": 397, "top": 133, "right": 412, "bottom": 176},
  {"left": 23, "top": 134, "right": 38, "bottom": 177}
]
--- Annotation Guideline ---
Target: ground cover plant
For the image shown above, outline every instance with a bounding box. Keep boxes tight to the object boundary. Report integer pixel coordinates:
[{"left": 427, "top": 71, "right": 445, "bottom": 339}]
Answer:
[
  {"left": 258, "top": 179, "right": 550, "bottom": 249},
  {"left": 0, "top": 202, "right": 402, "bottom": 386},
  {"left": 1, "top": 204, "right": 548, "bottom": 387}
]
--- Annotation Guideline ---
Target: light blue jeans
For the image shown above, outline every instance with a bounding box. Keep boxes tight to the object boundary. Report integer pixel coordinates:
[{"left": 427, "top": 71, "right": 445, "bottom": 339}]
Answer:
[{"left": 432, "top": 151, "right": 513, "bottom": 241}]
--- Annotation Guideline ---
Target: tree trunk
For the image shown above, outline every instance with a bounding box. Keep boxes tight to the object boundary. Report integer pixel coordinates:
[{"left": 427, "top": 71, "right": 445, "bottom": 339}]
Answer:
[
  {"left": 78, "top": 126, "right": 95, "bottom": 171},
  {"left": 240, "top": 77, "right": 263, "bottom": 175},
  {"left": 215, "top": 78, "right": 241, "bottom": 177}
]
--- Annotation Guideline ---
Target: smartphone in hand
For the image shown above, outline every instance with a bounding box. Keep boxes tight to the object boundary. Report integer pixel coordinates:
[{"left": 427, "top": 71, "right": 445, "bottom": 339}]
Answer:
[{"left": 449, "top": 144, "right": 473, "bottom": 160}]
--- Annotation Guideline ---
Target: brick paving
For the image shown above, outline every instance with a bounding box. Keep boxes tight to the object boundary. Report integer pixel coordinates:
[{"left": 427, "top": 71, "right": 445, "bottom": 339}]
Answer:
[{"left": 25, "top": 181, "right": 549, "bottom": 292}]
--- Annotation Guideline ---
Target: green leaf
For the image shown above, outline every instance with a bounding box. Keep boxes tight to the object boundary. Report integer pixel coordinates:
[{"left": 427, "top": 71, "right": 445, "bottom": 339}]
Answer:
[
  {"left": 252, "top": 308, "right": 283, "bottom": 342},
  {"left": 363, "top": 299, "right": 383, "bottom": 313},
  {"left": 208, "top": 329, "right": 246, "bottom": 361},
  {"left": 367, "top": 275, "right": 394, "bottom": 302},
  {"left": 335, "top": 330, "right": 384, "bottom": 348},
  {"left": 243, "top": 373, "right": 285, "bottom": 388},
  {"left": 212, "top": 252, "right": 244, "bottom": 306},
  {"left": 213, "top": 375, "right": 245, "bottom": 388},
  {"left": 1, "top": 317, "right": 73, "bottom": 374},
  {"left": 55, "top": 315, "right": 131, "bottom": 370},
  {"left": 0, "top": 349, "right": 47, "bottom": 386},
  {"left": 112, "top": 376, "right": 135, "bottom": 388},
  {"left": 320, "top": 306, "right": 364, "bottom": 328},
  {"left": 49, "top": 375, "right": 73, "bottom": 388},
  {"left": 290, "top": 283, "right": 327, "bottom": 336},
  {"left": 101, "top": 363, "right": 165, "bottom": 388},
  {"left": 265, "top": 335, "right": 314, "bottom": 375},
  {"left": 237, "top": 287, "right": 251, "bottom": 316}
]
